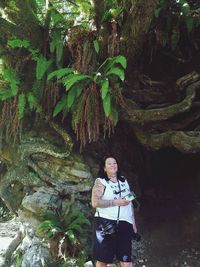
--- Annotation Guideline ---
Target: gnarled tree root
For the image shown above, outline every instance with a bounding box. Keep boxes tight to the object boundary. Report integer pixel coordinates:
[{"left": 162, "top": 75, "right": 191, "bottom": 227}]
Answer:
[
  {"left": 124, "top": 72, "right": 200, "bottom": 124},
  {"left": 134, "top": 127, "right": 200, "bottom": 153}
]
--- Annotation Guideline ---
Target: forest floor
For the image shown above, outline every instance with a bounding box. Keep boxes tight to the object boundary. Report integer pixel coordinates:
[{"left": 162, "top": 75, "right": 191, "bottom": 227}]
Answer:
[{"left": 133, "top": 189, "right": 200, "bottom": 267}]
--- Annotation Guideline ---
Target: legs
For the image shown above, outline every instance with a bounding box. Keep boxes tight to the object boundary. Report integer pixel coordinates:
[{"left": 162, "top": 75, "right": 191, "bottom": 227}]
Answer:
[
  {"left": 96, "top": 261, "right": 108, "bottom": 267},
  {"left": 96, "top": 261, "right": 134, "bottom": 267},
  {"left": 119, "top": 262, "right": 134, "bottom": 267}
]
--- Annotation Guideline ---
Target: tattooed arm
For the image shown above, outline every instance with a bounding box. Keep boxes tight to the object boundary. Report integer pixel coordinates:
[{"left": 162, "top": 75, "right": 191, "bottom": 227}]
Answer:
[
  {"left": 91, "top": 179, "right": 111, "bottom": 208},
  {"left": 91, "top": 178, "right": 129, "bottom": 208}
]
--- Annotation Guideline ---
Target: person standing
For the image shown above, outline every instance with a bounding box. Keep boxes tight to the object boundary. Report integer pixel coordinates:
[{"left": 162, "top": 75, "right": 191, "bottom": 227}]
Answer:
[{"left": 91, "top": 156, "right": 137, "bottom": 267}]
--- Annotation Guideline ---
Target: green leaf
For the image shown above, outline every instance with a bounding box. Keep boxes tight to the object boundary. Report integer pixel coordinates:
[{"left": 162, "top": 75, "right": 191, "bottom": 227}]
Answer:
[
  {"left": 65, "top": 229, "right": 75, "bottom": 241},
  {"left": 8, "top": 38, "right": 30, "bottom": 48},
  {"left": 63, "top": 74, "right": 91, "bottom": 91},
  {"left": 101, "top": 79, "right": 109, "bottom": 100},
  {"left": 1, "top": 68, "right": 19, "bottom": 98},
  {"left": 181, "top": 1, "right": 191, "bottom": 17},
  {"left": 3, "top": 68, "right": 20, "bottom": 85},
  {"left": 18, "top": 93, "right": 26, "bottom": 119},
  {"left": 67, "top": 88, "right": 76, "bottom": 108},
  {"left": 47, "top": 68, "right": 74, "bottom": 81},
  {"left": 103, "top": 93, "right": 111, "bottom": 117},
  {"left": 37, "top": 220, "right": 55, "bottom": 232},
  {"left": 98, "top": 55, "right": 127, "bottom": 75},
  {"left": 53, "top": 95, "right": 68, "bottom": 117},
  {"left": 27, "top": 92, "right": 41, "bottom": 112},
  {"left": 154, "top": 7, "right": 162, "bottom": 18},
  {"left": 93, "top": 40, "right": 100, "bottom": 54},
  {"left": 111, "top": 55, "right": 127, "bottom": 69},
  {"left": 51, "top": 9, "right": 65, "bottom": 25},
  {"left": 106, "top": 67, "right": 125, "bottom": 81},
  {"left": 36, "top": 56, "right": 53, "bottom": 80},
  {"left": 56, "top": 41, "right": 63, "bottom": 63},
  {"left": 0, "top": 90, "right": 13, "bottom": 100},
  {"left": 50, "top": 39, "right": 56, "bottom": 53},
  {"left": 75, "top": 85, "right": 84, "bottom": 97},
  {"left": 68, "top": 224, "right": 83, "bottom": 234},
  {"left": 185, "top": 16, "right": 193, "bottom": 32},
  {"left": 29, "top": 48, "right": 40, "bottom": 61},
  {"left": 110, "top": 107, "right": 118, "bottom": 126},
  {"left": 40, "top": 211, "right": 60, "bottom": 223}
]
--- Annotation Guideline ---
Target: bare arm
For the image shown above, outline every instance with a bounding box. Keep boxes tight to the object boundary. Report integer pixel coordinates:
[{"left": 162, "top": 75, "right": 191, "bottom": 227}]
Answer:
[
  {"left": 91, "top": 178, "right": 130, "bottom": 208},
  {"left": 131, "top": 203, "right": 137, "bottom": 233}
]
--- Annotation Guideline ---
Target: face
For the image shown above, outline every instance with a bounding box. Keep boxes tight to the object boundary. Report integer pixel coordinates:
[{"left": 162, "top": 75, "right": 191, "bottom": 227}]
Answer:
[{"left": 104, "top": 157, "right": 118, "bottom": 177}]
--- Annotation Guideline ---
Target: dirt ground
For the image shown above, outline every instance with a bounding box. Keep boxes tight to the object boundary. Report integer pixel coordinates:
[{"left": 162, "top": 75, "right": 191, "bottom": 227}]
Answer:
[{"left": 133, "top": 191, "right": 200, "bottom": 267}]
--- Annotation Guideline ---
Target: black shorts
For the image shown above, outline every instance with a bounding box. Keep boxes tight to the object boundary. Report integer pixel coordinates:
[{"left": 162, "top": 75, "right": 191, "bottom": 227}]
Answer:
[{"left": 92, "top": 217, "right": 134, "bottom": 263}]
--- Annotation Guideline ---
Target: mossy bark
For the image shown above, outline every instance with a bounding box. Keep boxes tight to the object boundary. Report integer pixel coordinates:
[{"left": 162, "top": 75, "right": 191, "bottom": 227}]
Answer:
[{"left": 120, "top": 0, "right": 159, "bottom": 59}]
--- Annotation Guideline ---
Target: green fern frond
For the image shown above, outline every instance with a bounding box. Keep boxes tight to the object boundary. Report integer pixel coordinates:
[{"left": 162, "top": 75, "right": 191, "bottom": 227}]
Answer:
[
  {"left": 8, "top": 38, "right": 30, "bottom": 49},
  {"left": 53, "top": 94, "right": 68, "bottom": 117},
  {"left": 3, "top": 68, "right": 20, "bottom": 86},
  {"left": 37, "top": 220, "right": 56, "bottom": 234},
  {"left": 47, "top": 227, "right": 62, "bottom": 238},
  {"left": 0, "top": 90, "right": 13, "bottom": 101},
  {"left": 29, "top": 48, "right": 40, "bottom": 61},
  {"left": 56, "top": 41, "right": 63, "bottom": 64},
  {"left": 0, "top": 68, "right": 20, "bottom": 100},
  {"left": 31, "top": 79, "right": 44, "bottom": 100},
  {"left": 18, "top": 93, "right": 26, "bottom": 119},
  {"left": 48, "top": 68, "right": 74, "bottom": 81},
  {"left": 63, "top": 74, "right": 91, "bottom": 91},
  {"left": 65, "top": 229, "right": 76, "bottom": 242},
  {"left": 64, "top": 210, "right": 90, "bottom": 228},
  {"left": 27, "top": 92, "right": 42, "bottom": 112},
  {"left": 106, "top": 67, "right": 125, "bottom": 81},
  {"left": 36, "top": 55, "right": 53, "bottom": 80},
  {"left": 67, "top": 224, "right": 83, "bottom": 235},
  {"left": 41, "top": 210, "right": 60, "bottom": 222}
]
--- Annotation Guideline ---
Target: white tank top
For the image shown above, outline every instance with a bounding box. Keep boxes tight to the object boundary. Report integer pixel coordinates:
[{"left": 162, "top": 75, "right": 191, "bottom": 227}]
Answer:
[{"left": 95, "top": 177, "right": 134, "bottom": 224}]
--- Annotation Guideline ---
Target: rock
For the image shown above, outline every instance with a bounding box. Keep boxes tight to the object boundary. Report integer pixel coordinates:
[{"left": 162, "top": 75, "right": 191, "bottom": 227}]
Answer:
[
  {"left": 0, "top": 219, "right": 20, "bottom": 266},
  {"left": 84, "top": 260, "right": 94, "bottom": 267}
]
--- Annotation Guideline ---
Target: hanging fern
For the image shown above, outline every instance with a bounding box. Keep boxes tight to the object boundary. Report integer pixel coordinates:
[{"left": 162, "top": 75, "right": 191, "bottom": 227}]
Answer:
[
  {"left": 0, "top": 68, "right": 20, "bottom": 100},
  {"left": 36, "top": 55, "right": 53, "bottom": 80},
  {"left": 47, "top": 54, "right": 127, "bottom": 146}
]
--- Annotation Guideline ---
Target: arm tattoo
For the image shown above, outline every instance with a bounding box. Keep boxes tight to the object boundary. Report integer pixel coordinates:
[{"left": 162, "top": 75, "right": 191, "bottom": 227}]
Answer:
[{"left": 92, "top": 179, "right": 114, "bottom": 208}]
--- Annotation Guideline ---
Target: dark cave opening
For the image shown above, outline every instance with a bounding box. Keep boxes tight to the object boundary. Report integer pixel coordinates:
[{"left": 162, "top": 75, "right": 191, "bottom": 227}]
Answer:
[{"left": 137, "top": 148, "right": 200, "bottom": 265}]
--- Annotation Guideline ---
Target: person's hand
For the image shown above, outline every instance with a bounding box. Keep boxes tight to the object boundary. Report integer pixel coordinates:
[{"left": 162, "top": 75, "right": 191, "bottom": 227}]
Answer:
[
  {"left": 133, "top": 223, "right": 137, "bottom": 233},
  {"left": 114, "top": 198, "right": 130, "bottom": 206}
]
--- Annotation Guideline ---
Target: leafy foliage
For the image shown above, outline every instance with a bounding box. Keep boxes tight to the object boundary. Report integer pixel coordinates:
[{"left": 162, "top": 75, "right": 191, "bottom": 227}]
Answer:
[
  {"left": 48, "top": 55, "right": 126, "bottom": 118},
  {"left": 37, "top": 208, "right": 90, "bottom": 260},
  {"left": 151, "top": 0, "right": 200, "bottom": 51},
  {"left": 0, "top": 68, "right": 20, "bottom": 100},
  {"left": 1, "top": 0, "right": 199, "bottom": 147},
  {"left": 47, "top": 54, "right": 126, "bottom": 146}
]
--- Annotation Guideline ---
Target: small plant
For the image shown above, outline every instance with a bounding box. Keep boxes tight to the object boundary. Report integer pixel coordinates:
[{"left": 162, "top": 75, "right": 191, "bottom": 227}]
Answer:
[{"left": 37, "top": 208, "right": 90, "bottom": 263}]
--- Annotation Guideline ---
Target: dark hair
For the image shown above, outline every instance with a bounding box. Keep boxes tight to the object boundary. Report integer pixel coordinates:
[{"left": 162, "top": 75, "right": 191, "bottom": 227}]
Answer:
[{"left": 97, "top": 156, "right": 125, "bottom": 182}]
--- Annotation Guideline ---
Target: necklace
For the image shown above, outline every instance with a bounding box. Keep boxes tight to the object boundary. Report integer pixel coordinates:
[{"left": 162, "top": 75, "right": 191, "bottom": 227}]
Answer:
[{"left": 108, "top": 176, "right": 117, "bottom": 182}]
